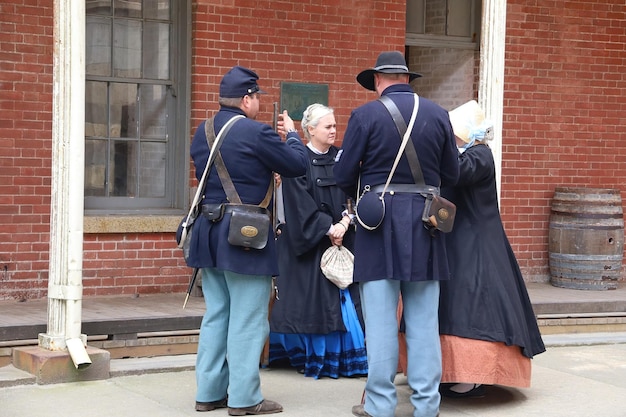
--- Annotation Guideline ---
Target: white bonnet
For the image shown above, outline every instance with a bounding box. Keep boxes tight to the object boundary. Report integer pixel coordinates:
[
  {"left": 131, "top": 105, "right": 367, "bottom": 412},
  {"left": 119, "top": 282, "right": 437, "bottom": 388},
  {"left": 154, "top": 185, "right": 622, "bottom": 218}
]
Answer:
[{"left": 448, "top": 100, "right": 494, "bottom": 144}]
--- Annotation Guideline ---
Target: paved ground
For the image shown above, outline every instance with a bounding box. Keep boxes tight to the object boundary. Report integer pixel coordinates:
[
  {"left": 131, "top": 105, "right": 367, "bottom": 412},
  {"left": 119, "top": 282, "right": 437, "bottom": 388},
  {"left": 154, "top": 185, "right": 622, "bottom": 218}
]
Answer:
[{"left": 1, "top": 336, "right": 625, "bottom": 417}]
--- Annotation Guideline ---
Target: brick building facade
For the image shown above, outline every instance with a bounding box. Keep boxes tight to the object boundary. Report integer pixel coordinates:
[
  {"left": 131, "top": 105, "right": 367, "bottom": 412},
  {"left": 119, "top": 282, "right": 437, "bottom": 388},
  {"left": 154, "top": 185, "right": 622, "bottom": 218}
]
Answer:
[{"left": 1, "top": 0, "right": 625, "bottom": 300}]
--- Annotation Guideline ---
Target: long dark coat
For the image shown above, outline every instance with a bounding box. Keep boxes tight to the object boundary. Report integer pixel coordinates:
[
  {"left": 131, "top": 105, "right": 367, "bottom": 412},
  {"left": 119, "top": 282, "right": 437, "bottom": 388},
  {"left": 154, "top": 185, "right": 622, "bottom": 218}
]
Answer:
[
  {"left": 186, "top": 107, "right": 308, "bottom": 276},
  {"left": 270, "top": 146, "right": 360, "bottom": 334},
  {"left": 439, "top": 144, "right": 546, "bottom": 358},
  {"left": 333, "top": 84, "right": 460, "bottom": 282}
]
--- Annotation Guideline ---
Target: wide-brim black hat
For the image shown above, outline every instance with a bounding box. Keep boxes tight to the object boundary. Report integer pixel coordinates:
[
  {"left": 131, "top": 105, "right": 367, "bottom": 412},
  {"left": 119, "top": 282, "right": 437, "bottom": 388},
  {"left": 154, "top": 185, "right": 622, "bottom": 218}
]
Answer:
[{"left": 356, "top": 51, "right": 422, "bottom": 91}]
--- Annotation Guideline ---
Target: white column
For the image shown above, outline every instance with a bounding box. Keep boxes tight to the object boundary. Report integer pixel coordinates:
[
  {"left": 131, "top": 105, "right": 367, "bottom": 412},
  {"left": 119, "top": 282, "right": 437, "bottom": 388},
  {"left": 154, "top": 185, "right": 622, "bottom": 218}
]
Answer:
[
  {"left": 478, "top": 0, "right": 507, "bottom": 199},
  {"left": 39, "top": 0, "right": 87, "bottom": 361}
]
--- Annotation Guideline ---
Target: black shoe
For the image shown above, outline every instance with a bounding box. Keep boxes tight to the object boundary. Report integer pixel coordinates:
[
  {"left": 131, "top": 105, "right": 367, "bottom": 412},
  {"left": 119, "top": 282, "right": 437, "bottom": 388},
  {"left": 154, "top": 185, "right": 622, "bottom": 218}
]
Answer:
[
  {"left": 196, "top": 397, "right": 228, "bottom": 412},
  {"left": 440, "top": 383, "right": 486, "bottom": 398},
  {"left": 228, "top": 399, "right": 283, "bottom": 415},
  {"left": 351, "top": 404, "right": 373, "bottom": 417}
]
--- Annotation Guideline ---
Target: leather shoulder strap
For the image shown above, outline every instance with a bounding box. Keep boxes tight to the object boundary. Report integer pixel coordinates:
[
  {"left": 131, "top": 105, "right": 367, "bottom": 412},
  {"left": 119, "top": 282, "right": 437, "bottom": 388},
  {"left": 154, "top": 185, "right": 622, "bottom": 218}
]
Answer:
[
  {"left": 378, "top": 95, "right": 425, "bottom": 186},
  {"left": 206, "top": 117, "right": 273, "bottom": 208}
]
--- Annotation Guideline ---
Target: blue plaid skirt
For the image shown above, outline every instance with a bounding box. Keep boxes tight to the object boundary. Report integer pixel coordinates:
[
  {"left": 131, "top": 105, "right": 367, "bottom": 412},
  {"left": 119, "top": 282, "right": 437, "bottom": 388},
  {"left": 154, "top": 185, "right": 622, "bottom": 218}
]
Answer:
[{"left": 269, "top": 289, "right": 368, "bottom": 379}]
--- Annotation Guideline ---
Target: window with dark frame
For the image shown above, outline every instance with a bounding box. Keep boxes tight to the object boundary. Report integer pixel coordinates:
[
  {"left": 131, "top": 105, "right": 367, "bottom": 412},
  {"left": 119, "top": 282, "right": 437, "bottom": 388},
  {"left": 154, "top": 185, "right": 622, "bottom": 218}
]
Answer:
[{"left": 85, "top": 0, "right": 189, "bottom": 212}]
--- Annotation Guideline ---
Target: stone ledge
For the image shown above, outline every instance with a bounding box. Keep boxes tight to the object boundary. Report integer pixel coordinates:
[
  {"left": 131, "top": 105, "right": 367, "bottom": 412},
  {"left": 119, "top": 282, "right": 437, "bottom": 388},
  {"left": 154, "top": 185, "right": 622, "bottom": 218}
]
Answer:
[
  {"left": 12, "top": 345, "right": 110, "bottom": 384},
  {"left": 84, "top": 215, "right": 181, "bottom": 234}
]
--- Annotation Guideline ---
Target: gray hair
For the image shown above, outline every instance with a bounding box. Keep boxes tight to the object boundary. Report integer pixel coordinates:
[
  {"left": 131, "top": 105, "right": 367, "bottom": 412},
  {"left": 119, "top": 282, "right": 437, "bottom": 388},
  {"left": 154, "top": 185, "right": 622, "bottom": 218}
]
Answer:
[
  {"left": 218, "top": 96, "right": 243, "bottom": 107},
  {"left": 301, "top": 103, "right": 334, "bottom": 141}
]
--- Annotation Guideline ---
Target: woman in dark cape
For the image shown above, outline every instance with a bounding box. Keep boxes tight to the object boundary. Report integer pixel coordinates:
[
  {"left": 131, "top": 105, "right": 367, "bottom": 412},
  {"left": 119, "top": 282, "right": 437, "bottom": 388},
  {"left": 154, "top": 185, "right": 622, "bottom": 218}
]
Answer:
[
  {"left": 269, "top": 104, "right": 367, "bottom": 379},
  {"left": 439, "top": 100, "right": 545, "bottom": 397}
]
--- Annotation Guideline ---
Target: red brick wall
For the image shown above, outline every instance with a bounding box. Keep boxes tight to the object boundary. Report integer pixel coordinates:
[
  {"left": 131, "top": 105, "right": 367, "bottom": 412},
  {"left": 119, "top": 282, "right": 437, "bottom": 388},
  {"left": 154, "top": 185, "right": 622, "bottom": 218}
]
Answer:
[
  {"left": 82, "top": 233, "right": 187, "bottom": 297},
  {"left": 0, "top": 1, "right": 54, "bottom": 299},
  {"left": 503, "top": 1, "right": 626, "bottom": 281},
  {"left": 190, "top": 0, "right": 406, "bottom": 130}
]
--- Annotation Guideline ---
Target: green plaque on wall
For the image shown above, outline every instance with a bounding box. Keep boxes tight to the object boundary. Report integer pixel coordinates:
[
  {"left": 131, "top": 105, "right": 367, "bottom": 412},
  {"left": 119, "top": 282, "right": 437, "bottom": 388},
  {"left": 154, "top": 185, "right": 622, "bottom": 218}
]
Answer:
[{"left": 279, "top": 82, "right": 329, "bottom": 121}]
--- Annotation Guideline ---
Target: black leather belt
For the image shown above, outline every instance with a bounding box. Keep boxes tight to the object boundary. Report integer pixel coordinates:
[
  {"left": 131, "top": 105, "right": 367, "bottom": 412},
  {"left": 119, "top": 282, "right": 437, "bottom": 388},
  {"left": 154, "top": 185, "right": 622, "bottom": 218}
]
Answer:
[
  {"left": 201, "top": 203, "right": 268, "bottom": 222},
  {"left": 369, "top": 184, "right": 439, "bottom": 195}
]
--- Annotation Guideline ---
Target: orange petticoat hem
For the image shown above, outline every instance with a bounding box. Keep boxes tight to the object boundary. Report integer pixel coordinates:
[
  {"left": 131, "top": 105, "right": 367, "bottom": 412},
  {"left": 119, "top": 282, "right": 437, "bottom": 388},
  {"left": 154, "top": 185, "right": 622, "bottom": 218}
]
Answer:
[{"left": 439, "top": 334, "right": 531, "bottom": 388}]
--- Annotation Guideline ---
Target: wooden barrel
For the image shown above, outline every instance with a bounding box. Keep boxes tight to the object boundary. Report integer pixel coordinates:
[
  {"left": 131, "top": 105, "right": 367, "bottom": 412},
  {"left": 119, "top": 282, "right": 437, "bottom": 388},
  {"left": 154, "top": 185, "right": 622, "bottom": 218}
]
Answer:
[{"left": 549, "top": 187, "right": 624, "bottom": 290}]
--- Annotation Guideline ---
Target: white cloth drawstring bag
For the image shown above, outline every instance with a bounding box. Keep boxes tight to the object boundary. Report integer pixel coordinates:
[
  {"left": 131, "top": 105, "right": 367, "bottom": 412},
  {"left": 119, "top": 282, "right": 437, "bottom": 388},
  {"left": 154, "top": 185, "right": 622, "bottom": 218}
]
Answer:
[{"left": 320, "top": 245, "right": 354, "bottom": 289}]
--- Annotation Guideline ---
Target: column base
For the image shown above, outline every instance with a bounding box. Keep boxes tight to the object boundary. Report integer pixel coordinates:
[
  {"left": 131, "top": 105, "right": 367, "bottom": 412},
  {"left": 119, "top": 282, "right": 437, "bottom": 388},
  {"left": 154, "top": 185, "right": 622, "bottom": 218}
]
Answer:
[{"left": 12, "top": 345, "right": 110, "bottom": 385}]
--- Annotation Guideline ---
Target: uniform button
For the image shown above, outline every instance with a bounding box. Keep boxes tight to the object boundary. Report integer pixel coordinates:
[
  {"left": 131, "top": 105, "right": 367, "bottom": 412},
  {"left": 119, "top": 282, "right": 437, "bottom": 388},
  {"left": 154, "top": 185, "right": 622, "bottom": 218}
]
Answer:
[{"left": 390, "top": 190, "right": 395, "bottom": 195}]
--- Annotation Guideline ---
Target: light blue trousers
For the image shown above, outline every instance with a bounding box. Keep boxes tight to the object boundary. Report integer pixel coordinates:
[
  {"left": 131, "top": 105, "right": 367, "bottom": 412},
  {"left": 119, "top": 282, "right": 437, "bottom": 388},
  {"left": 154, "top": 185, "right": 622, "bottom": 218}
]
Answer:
[
  {"left": 195, "top": 268, "right": 272, "bottom": 408},
  {"left": 360, "top": 279, "right": 441, "bottom": 417}
]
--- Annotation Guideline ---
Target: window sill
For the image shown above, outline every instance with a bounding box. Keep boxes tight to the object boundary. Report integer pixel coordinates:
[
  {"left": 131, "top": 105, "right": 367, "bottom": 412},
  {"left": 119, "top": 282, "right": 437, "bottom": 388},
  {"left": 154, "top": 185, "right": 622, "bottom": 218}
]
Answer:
[
  {"left": 405, "top": 33, "right": 477, "bottom": 50},
  {"left": 84, "top": 215, "right": 181, "bottom": 234}
]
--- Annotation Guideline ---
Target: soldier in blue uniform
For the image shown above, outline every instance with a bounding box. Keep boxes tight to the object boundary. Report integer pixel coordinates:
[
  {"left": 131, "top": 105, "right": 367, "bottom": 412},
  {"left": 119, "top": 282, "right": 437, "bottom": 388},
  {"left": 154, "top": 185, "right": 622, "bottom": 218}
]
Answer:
[
  {"left": 334, "top": 52, "right": 460, "bottom": 417},
  {"left": 189, "top": 65, "right": 308, "bottom": 415}
]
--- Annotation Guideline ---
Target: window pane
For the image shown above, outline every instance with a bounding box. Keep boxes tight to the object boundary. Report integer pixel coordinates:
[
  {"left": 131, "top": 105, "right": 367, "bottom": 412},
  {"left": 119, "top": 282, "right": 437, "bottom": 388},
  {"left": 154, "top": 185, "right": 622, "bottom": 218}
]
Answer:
[
  {"left": 87, "top": 0, "right": 112, "bottom": 15},
  {"left": 140, "top": 84, "right": 167, "bottom": 138},
  {"left": 406, "top": 0, "right": 425, "bottom": 34},
  {"left": 114, "top": 0, "right": 141, "bottom": 18},
  {"left": 144, "top": 0, "right": 170, "bottom": 20},
  {"left": 143, "top": 21, "right": 170, "bottom": 80},
  {"left": 86, "top": 16, "right": 111, "bottom": 76},
  {"left": 85, "top": 81, "right": 108, "bottom": 137},
  {"left": 447, "top": 0, "right": 472, "bottom": 37},
  {"left": 111, "top": 140, "right": 138, "bottom": 197},
  {"left": 85, "top": 139, "right": 108, "bottom": 197},
  {"left": 110, "top": 82, "right": 138, "bottom": 139},
  {"left": 139, "top": 142, "right": 166, "bottom": 198},
  {"left": 113, "top": 19, "right": 142, "bottom": 78}
]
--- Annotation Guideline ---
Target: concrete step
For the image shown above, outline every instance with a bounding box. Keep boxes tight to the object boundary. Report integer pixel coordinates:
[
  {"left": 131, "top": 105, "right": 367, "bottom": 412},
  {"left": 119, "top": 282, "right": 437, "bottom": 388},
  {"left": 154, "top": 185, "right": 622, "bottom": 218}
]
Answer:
[
  {"left": 537, "top": 312, "right": 626, "bottom": 335},
  {"left": 527, "top": 281, "right": 626, "bottom": 335}
]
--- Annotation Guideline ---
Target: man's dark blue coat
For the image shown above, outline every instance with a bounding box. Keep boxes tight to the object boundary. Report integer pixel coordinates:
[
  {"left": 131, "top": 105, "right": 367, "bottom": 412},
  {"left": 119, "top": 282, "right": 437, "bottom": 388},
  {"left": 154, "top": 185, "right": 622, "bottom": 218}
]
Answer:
[
  {"left": 187, "top": 106, "right": 307, "bottom": 276},
  {"left": 334, "top": 84, "right": 460, "bottom": 283}
]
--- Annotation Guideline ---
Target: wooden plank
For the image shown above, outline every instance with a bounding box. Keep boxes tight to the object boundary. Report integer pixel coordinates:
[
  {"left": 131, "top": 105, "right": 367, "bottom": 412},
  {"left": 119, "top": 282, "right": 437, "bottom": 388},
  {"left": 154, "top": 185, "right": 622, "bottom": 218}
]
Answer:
[
  {"left": 0, "top": 324, "right": 47, "bottom": 341},
  {"left": 0, "top": 316, "right": 203, "bottom": 342},
  {"left": 0, "top": 293, "right": 205, "bottom": 342},
  {"left": 82, "top": 317, "right": 202, "bottom": 337}
]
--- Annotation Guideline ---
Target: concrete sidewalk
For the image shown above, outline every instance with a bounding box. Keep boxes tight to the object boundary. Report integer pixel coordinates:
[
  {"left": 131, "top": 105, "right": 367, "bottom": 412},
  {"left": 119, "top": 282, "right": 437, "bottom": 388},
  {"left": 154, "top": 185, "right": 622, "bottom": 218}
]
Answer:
[{"left": 1, "top": 336, "right": 625, "bottom": 417}]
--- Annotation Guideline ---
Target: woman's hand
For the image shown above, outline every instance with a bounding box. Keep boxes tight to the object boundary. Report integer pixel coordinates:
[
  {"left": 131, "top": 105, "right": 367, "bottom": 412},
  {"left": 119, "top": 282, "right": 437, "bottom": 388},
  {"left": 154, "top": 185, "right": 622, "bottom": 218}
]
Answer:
[
  {"left": 329, "top": 215, "right": 350, "bottom": 241},
  {"left": 330, "top": 223, "right": 345, "bottom": 239},
  {"left": 329, "top": 233, "right": 343, "bottom": 247}
]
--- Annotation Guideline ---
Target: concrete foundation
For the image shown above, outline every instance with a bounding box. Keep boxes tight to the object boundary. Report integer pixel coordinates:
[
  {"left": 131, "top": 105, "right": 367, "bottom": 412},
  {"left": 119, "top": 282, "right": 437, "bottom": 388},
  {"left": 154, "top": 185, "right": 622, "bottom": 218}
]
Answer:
[{"left": 12, "top": 345, "right": 110, "bottom": 385}]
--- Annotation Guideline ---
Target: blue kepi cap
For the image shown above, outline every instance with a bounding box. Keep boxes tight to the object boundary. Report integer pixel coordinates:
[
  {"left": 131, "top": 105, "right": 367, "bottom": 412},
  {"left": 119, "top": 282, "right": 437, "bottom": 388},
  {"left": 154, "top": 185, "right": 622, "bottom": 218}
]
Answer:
[{"left": 219, "top": 66, "right": 267, "bottom": 98}]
